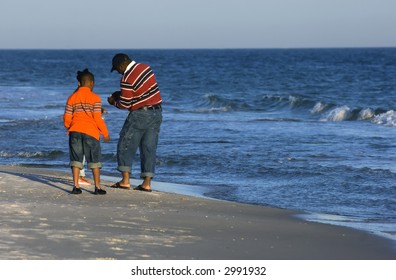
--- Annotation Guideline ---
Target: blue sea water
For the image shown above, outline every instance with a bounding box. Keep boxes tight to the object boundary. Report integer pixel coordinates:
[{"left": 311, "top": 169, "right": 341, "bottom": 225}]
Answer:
[{"left": 0, "top": 48, "right": 395, "bottom": 242}]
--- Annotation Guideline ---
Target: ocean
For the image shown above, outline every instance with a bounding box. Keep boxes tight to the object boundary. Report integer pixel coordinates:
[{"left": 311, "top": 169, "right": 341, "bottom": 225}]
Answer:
[{"left": 0, "top": 48, "right": 395, "bottom": 242}]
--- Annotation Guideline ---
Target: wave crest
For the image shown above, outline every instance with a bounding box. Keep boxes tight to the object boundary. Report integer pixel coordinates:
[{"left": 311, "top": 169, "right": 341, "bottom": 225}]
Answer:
[
  {"left": 358, "top": 108, "right": 375, "bottom": 120},
  {"left": 372, "top": 110, "right": 396, "bottom": 126},
  {"left": 174, "top": 92, "right": 396, "bottom": 127},
  {"left": 316, "top": 104, "right": 392, "bottom": 125},
  {"left": 311, "top": 102, "right": 332, "bottom": 114},
  {"left": 0, "top": 150, "right": 65, "bottom": 159},
  {"left": 320, "top": 106, "right": 351, "bottom": 122}
]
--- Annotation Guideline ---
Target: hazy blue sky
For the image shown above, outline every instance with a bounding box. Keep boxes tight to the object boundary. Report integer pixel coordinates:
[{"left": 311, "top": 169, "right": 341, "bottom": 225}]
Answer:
[{"left": 1, "top": 0, "right": 395, "bottom": 49}]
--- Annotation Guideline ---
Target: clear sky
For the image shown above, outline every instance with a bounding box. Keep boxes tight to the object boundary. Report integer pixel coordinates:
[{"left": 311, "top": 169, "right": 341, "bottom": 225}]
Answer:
[{"left": 1, "top": 0, "right": 395, "bottom": 49}]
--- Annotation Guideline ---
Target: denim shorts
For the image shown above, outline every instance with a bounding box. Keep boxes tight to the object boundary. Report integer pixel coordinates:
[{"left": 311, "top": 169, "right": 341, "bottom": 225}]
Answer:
[{"left": 69, "top": 132, "right": 102, "bottom": 169}]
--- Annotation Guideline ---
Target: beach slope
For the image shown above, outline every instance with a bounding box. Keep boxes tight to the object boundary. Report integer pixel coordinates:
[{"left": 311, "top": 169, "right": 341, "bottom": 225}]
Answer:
[{"left": 0, "top": 165, "right": 394, "bottom": 260}]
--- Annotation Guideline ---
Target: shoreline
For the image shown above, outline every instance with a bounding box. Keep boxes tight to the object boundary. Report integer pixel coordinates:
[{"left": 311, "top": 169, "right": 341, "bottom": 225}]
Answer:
[
  {"left": 0, "top": 164, "right": 395, "bottom": 260},
  {"left": 18, "top": 165, "right": 396, "bottom": 243},
  {"left": 107, "top": 171, "right": 396, "bottom": 244}
]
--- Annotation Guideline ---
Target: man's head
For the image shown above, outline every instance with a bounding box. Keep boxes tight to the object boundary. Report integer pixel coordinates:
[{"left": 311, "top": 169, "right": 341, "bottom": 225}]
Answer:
[
  {"left": 77, "top": 68, "right": 95, "bottom": 89},
  {"left": 111, "top": 53, "right": 131, "bottom": 74}
]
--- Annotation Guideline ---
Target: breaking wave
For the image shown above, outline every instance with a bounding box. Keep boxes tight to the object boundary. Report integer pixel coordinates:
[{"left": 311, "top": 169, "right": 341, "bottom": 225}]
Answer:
[
  {"left": 0, "top": 150, "right": 65, "bottom": 159},
  {"left": 315, "top": 103, "right": 392, "bottom": 125},
  {"left": 181, "top": 92, "right": 396, "bottom": 126},
  {"left": 372, "top": 110, "right": 396, "bottom": 126}
]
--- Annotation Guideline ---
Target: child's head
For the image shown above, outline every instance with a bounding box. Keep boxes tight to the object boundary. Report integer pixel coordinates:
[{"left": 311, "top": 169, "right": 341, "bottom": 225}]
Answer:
[{"left": 76, "top": 68, "right": 95, "bottom": 89}]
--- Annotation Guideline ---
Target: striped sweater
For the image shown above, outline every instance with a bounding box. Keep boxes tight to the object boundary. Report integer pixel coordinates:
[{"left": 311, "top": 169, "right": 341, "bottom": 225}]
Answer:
[
  {"left": 63, "top": 87, "right": 109, "bottom": 140},
  {"left": 115, "top": 61, "right": 162, "bottom": 110}
]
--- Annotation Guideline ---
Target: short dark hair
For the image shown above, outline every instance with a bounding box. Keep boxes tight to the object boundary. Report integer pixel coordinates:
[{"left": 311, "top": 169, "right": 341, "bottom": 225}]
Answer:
[
  {"left": 111, "top": 53, "right": 131, "bottom": 72},
  {"left": 76, "top": 68, "right": 94, "bottom": 85}
]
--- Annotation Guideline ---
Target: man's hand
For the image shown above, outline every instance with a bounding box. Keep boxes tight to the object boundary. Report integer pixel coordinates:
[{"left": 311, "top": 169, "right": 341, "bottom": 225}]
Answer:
[
  {"left": 107, "top": 95, "right": 115, "bottom": 106},
  {"left": 107, "top": 91, "right": 121, "bottom": 106}
]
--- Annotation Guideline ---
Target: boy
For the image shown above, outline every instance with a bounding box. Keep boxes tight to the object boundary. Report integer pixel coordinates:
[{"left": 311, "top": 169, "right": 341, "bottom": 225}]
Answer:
[{"left": 64, "top": 69, "right": 110, "bottom": 194}]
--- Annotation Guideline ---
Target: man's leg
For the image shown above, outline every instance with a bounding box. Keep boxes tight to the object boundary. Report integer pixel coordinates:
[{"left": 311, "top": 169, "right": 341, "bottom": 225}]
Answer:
[
  {"left": 140, "top": 176, "right": 152, "bottom": 190},
  {"left": 138, "top": 111, "right": 162, "bottom": 190},
  {"left": 116, "top": 112, "right": 142, "bottom": 187},
  {"left": 120, "top": 171, "right": 130, "bottom": 186}
]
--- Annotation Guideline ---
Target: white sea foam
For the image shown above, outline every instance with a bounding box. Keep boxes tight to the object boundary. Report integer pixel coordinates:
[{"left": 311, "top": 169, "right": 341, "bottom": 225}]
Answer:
[
  {"left": 288, "top": 95, "right": 309, "bottom": 108},
  {"left": 0, "top": 119, "right": 11, "bottom": 123},
  {"left": 358, "top": 108, "right": 375, "bottom": 120},
  {"left": 311, "top": 102, "right": 327, "bottom": 114},
  {"left": 372, "top": 110, "right": 396, "bottom": 126},
  {"left": 0, "top": 151, "right": 43, "bottom": 158},
  {"left": 0, "top": 151, "right": 12, "bottom": 158},
  {"left": 320, "top": 105, "right": 351, "bottom": 122},
  {"left": 288, "top": 95, "right": 299, "bottom": 107},
  {"left": 0, "top": 151, "right": 63, "bottom": 159}
]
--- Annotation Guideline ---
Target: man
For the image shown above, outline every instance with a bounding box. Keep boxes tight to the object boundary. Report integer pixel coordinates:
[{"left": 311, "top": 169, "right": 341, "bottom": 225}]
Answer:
[
  {"left": 108, "top": 53, "right": 162, "bottom": 192},
  {"left": 64, "top": 69, "right": 110, "bottom": 195}
]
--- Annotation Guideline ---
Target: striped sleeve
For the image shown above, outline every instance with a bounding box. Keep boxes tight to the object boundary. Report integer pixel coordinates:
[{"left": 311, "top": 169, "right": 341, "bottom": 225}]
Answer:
[
  {"left": 63, "top": 99, "right": 73, "bottom": 129},
  {"left": 93, "top": 101, "right": 102, "bottom": 113}
]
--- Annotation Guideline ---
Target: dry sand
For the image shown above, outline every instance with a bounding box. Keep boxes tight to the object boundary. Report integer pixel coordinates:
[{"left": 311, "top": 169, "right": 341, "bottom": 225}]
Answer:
[{"left": 0, "top": 165, "right": 395, "bottom": 260}]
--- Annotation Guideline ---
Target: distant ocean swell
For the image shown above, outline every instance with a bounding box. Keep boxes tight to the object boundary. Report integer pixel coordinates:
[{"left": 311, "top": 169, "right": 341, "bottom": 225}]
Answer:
[
  {"left": 3, "top": 92, "right": 396, "bottom": 126},
  {"left": 176, "top": 92, "right": 396, "bottom": 125}
]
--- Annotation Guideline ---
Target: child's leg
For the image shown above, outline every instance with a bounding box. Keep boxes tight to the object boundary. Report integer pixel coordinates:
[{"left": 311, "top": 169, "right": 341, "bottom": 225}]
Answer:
[
  {"left": 92, "top": 167, "right": 101, "bottom": 188},
  {"left": 91, "top": 167, "right": 106, "bottom": 195},
  {"left": 73, "top": 166, "right": 81, "bottom": 187},
  {"left": 69, "top": 132, "right": 84, "bottom": 194},
  {"left": 82, "top": 133, "right": 105, "bottom": 194}
]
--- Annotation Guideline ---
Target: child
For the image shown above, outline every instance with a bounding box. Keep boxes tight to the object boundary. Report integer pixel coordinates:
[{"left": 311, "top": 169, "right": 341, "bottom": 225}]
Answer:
[
  {"left": 63, "top": 69, "right": 110, "bottom": 194},
  {"left": 78, "top": 108, "right": 108, "bottom": 186}
]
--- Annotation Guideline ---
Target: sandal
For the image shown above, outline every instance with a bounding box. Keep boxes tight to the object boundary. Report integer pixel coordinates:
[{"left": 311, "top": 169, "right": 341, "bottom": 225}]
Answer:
[
  {"left": 133, "top": 185, "right": 152, "bottom": 192},
  {"left": 110, "top": 182, "right": 131, "bottom": 190}
]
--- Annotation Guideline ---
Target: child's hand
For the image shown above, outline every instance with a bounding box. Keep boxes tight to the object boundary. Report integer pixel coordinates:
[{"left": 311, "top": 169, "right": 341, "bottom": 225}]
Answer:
[{"left": 103, "top": 135, "right": 110, "bottom": 143}]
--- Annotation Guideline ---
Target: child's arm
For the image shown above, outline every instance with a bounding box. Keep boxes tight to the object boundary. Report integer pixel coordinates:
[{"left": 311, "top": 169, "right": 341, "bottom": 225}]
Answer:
[
  {"left": 93, "top": 100, "right": 110, "bottom": 142},
  {"left": 63, "top": 98, "right": 73, "bottom": 129}
]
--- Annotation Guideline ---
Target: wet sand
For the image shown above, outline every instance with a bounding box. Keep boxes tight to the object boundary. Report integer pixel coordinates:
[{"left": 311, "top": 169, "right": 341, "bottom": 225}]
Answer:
[{"left": 0, "top": 165, "right": 395, "bottom": 260}]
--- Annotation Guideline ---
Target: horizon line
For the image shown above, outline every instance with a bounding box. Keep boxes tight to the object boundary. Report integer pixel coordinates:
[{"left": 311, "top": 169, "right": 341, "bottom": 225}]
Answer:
[{"left": 0, "top": 46, "right": 396, "bottom": 51}]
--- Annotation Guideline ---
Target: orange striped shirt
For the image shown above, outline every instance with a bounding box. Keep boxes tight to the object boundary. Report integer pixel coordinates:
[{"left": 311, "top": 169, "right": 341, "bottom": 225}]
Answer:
[{"left": 63, "top": 87, "right": 109, "bottom": 140}]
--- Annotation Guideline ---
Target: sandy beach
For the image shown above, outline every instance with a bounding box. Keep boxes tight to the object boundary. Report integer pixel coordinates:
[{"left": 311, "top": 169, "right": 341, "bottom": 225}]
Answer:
[{"left": 0, "top": 165, "right": 395, "bottom": 260}]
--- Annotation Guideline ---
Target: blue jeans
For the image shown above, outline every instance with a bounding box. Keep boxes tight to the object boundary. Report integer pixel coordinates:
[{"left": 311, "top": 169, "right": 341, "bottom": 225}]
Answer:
[{"left": 117, "top": 109, "right": 162, "bottom": 178}]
